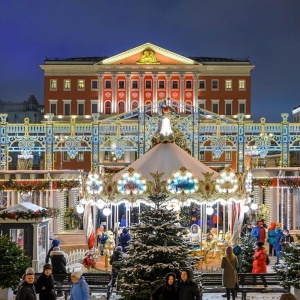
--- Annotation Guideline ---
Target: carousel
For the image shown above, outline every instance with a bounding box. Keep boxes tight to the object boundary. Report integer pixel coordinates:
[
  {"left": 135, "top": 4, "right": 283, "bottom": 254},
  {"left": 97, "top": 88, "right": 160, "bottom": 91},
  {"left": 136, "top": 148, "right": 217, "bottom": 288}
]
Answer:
[{"left": 77, "top": 108, "right": 251, "bottom": 266}]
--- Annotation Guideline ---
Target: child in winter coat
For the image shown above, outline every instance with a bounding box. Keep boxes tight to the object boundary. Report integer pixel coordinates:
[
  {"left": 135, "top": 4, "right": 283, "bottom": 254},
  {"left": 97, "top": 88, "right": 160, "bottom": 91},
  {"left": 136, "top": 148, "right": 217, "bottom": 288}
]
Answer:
[
  {"left": 267, "top": 222, "right": 277, "bottom": 256},
  {"left": 274, "top": 227, "right": 283, "bottom": 263}
]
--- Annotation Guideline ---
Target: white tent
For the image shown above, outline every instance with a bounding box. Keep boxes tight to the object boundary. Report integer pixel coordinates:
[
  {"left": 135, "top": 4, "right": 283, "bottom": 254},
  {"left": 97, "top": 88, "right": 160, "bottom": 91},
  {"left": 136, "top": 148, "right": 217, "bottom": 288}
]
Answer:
[
  {"left": 1, "top": 202, "right": 46, "bottom": 213},
  {"left": 113, "top": 142, "right": 219, "bottom": 182}
]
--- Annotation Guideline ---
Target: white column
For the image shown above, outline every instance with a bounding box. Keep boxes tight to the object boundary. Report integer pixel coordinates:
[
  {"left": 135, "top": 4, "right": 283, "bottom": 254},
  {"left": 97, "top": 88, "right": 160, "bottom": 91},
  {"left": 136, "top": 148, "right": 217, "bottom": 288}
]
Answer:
[
  {"left": 112, "top": 74, "right": 117, "bottom": 113},
  {"left": 166, "top": 74, "right": 171, "bottom": 99},
  {"left": 153, "top": 74, "right": 158, "bottom": 112},
  {"left": 193, "top": 73, "right": 198, "bottom": 107},
  {"left": 98, "top": 74, "right": 103, "bottom": 113},
  {"left": 139, "top": 74, "right": 144, "bottom": 107},
  {"left": 32, "top": 223, "right": 39, "bottom": 272},
  {"left": 180, "top": 73, "right": 184, "bottom": 113},
  {"left": 126, "top": 74, "right": 131, "bottom": 112}
]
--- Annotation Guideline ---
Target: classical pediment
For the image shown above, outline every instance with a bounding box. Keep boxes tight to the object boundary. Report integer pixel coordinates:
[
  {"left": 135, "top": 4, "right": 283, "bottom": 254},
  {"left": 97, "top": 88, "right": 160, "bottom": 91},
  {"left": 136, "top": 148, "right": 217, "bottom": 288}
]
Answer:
[{"left": 99, "top": 42, "right": 197, "bottom": 65}]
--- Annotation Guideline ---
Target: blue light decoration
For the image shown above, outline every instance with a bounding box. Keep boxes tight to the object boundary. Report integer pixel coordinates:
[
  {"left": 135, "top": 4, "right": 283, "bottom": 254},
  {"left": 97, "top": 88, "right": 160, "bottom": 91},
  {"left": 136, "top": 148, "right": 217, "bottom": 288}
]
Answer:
[
  {"left": 167, "top": 170, "right": 198, "bottom": 194},
  {"left": 117, "top": 170, "right": 147, "bottom": 195}
]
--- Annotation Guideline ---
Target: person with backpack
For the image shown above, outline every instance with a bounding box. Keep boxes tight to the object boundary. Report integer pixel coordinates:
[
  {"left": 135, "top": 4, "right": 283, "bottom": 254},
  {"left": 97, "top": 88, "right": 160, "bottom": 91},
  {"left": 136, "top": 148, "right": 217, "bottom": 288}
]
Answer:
[
  {"left": 70, "top": 271, "right": 90, "bottom": 300},
  {"left": 35, "top": 264, "right": 56, "bottom": 300},
  {"left": 16, "top": 269, "right": 36, "bottom": 300}
]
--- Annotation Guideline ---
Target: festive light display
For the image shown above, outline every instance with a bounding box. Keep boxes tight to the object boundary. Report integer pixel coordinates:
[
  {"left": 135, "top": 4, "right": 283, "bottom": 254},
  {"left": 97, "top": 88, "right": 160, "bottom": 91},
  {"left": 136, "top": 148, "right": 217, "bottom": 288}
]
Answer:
[
  {"left": 117, "top": 170, "right": 147, "bottom": 195},
  {"left": 86, "top": 172, "right": 103, "bottom": 195},
  {"left": 167, "top": 171, "right": 198, "bottom": 194},
  {"left": 215, "top": 169, "right": 238, "bottom": 194}
]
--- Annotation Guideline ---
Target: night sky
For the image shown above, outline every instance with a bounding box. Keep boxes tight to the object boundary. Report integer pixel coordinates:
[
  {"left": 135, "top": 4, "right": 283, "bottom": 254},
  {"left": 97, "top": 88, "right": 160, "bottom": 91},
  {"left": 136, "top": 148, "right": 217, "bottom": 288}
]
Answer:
[{"left": 0, "top": 0, "right": 299, "bottom": 123}]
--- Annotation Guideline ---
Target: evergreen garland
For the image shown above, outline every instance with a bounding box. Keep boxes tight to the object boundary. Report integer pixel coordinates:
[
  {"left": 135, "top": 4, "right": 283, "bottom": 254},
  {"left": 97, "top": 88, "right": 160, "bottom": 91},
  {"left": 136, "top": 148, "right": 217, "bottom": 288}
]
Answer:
[
  {"left": 117, "top": 193, "right": 197, "bottom": 300},
  {"left": 239, "top": 235, "right": 256, "bottom": 272},
  {"left": 0, "top": 235, "right": 31, "bottom": 289},
  {"left": 274, "top": 234, "right": 300, "bottom": 289}
]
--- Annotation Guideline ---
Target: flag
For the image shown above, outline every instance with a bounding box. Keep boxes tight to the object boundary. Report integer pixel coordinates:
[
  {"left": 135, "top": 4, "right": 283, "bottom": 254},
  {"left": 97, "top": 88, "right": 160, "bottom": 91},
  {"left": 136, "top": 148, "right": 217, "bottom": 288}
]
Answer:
[{"left": 83, "top": 202, "right": 95, "bottom": 249}]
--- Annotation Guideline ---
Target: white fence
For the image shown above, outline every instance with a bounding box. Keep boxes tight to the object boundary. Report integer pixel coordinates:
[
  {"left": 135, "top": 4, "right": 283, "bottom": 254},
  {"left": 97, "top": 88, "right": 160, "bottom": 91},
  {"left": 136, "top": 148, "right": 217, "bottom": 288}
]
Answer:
[{"left": 66, "top": 248, "right": 86, "bottom": 272}]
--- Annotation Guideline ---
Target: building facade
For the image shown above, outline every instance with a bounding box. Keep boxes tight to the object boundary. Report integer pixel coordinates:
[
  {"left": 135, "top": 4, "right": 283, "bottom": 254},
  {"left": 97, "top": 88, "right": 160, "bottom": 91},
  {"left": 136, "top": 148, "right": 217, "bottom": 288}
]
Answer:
[{"left": 40, "top": 42, "right": 254, "bottom": 171}]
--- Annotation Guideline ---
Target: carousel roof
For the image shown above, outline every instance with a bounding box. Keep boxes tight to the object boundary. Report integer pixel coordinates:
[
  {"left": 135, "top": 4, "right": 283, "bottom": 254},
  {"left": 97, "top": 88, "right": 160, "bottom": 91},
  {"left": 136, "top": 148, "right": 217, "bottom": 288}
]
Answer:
[
  {"left": 113, "top": 142, "right": 219, "bottom": 182},
  {"left": 1, "top": 202, "right": 45, "bottom": 213}
]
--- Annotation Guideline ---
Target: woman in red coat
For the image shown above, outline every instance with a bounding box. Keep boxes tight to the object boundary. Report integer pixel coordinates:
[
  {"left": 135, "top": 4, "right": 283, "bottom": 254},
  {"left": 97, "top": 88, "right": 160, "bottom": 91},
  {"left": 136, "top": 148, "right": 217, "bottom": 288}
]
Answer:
[{"left": 252, "top": 242, "right": 267, "bottom": 273}]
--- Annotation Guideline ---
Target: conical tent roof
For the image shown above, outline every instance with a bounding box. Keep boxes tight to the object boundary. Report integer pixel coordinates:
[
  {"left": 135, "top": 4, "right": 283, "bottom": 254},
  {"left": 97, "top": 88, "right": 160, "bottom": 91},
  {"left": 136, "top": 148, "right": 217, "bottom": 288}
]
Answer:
[{"left": 113, "top": 142, "right": 219, "bottom": 182}]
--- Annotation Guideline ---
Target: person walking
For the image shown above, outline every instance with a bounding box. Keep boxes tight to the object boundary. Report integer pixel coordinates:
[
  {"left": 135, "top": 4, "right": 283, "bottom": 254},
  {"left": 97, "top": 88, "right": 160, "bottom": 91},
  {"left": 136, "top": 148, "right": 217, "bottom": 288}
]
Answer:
[
  {"left": 274, "top": 227, "right": 283, "bottom": 263},
  {"left": 267, "top": 222, "right": 277, "bottom": 256},
  {"left": 178, "top": 269, "right": 200, "bottom": 300},
  {"left": 258, "top": 221, "right": 266, "bottom": 243},
  {"left": 221, "top": 246, "right": 238, "bottom": 300},
  {"left": 109, "top": 246, "right": 123, "bottom": 288},
  {"left": 50, "top": 247, "right": 67, "bottom": 274},
  {"left": 35, "top": 264, "right": 56, "bottom": 300},
  {"left": 151, "top": 272, "right": 178, "bottom": 300},
  {"left": 70, "top": 271, "right": 90, "bottom": 300},
  {"left": 279, "top": 229, "right": 294, "bottom": 254},
  {"left": 16, "top": 269, "right": 37, "bottom": 300},
  {"left": 252, "top": 242, "right": 267, "bottom": 274}
]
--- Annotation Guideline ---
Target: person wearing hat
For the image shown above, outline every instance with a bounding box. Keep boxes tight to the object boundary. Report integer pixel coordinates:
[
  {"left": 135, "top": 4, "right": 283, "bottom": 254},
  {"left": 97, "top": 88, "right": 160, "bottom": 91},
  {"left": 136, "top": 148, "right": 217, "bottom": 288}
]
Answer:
[
  {"left": 16, "top": 269, "right": 36, "bottom": 300},
  {"left": 46, "top": 240, "right": 60, "bottom": 264},
  {"left": 119, "top": 227, "right": 131, "bottom": 253},
  {"left": 35, "top": 264, "right": 56, "bottom": 300},
  {"left": 70, "top": 271, "right": 90, "bottom": 300}
]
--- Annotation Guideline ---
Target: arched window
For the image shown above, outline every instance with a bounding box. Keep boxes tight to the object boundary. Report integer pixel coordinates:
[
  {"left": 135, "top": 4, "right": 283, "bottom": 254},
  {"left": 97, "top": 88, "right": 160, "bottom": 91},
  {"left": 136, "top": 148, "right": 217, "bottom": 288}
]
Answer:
[
  {"left": 185, "top": 101, "right": 192, "bottom": 114},
  {"left": 118, "top": 101, "right": 125, "bottom": 114},
  {"left": 132, "top": 101, "right": 139, "bottom": 111},
  {"left": 105, "top": 101, "right": 111, "bottom": 114}
]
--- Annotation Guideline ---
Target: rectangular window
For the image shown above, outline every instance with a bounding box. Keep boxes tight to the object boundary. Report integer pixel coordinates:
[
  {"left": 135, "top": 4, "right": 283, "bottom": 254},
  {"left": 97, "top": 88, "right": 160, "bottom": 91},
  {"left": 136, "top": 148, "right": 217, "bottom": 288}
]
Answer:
[
  {"left": 172, "top": 80, "right": 178, "bottom": 89},
  {"left": 91, "top": 80, "right": 98, "bottom": 90},
  {"left": 158, "top": 81, "right": 165, "bottom": 89},
  {"left": 199, "top": 151, "right": 205, "bottom": 161},
  {"left": 239, "top": 100, "right": 246, "bottom": 114},
  {"left": 212, "top": 101, "right": 219, "bottom": 114},
  {"left": 225, "top": 101, "right": 232, "bottom": 115},
  {"left": 63, "top": 151, "right": 70, "bottom": 162},
  {"left": 118, "top": 80, "right": 125, "bottom": 89},
  {"left": 132, "top": 80, "right": 138, "bottom": 89},
  {"left": 50, "top": 80, "right": 57, "bottom": 91},
  {"left": 50, "top": 103, "right": 57, "bottom": 115},
  {"left": 225, "top": 151, "right": 232, "bottom": 161},
  {"left": 145, "top": 80, "right": 152, "bottom": 89},
  {"left": 225, "top": 80, "right": 232, "bottom": 90},
  {"left": 77, "top": 151, "right": 84, "bottom": 162},
  {"left": 212, "top": 154, "right": 219, "bottom": 161},
  {"left": 64, "top": 79, "right": 71, "bottom": 90},
  {"left": 105, "top": 80, "right": 111, "bottom": 89},
  {"left": 64, "top": 103, "right": 71, "bottom": 115},
  {"left": 198, "top": 100, "right": 206, "bottom": 110},
  {"left": 212, "top": 79, "right": 219, "bottom": 90},
  {"left": 239, "top": 80, "right": 246, "bottom": 90},
  {"left": 77, "top": 101, "right": 85, "bottom": 115},
  {"left": 78, "top": 80, "right": 85, "bottom": 90},
  {"left": 185, "top": 80, "right": 192, "bottom": 89},
  {"left": 199, "top": 80, "right": 206, "bottom": 90},
  {"left": 91, "top": 103, "right": 98, "bottom": 114}
]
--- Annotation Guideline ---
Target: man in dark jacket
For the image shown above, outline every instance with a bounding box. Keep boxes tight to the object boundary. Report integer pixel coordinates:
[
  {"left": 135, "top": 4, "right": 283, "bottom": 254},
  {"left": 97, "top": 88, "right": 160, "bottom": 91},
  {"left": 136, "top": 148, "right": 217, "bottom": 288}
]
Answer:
[
  {"left": 279, "top": 229, "right": 294, "bottom": 253},
  {"left": 50, "top": 247, "right": 67, "bottom": 274},
  {"left": 119, "top": 228, "right": 131, "bottom": 253},
  {"left": 17, "top": 271, "right": 37, "bottom": 300},
  {"left": 178, "top": 269, "right": 200, "bottom": 300},
  {"left": 35, "top": 264, "right": 56, "bottom": 300}
]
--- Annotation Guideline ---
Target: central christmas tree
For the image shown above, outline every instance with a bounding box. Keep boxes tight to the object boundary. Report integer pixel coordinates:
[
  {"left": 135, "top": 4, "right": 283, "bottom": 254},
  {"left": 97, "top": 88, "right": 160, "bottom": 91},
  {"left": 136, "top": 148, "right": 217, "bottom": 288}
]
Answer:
[{"left": 118, "top": 193, "right": 196, "bottom": 300}]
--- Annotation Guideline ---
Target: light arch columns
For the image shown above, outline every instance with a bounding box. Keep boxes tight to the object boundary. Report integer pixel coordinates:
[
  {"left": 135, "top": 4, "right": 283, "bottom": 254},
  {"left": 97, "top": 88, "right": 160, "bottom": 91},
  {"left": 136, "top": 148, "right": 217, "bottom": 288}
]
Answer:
[
  {"left": 281, "top": 113, "right": 289, "bottom": 167},
  {"left": 0, "top": 114, "right": 8, "bottom": 170},
  {"left": 153, "top": 74, "right": 158, "bottom": 113},
  {"left": 237, "top": 114, "right": 245, "bottom": 173},
  {"left": 91, "top": 113, "right": 100, "bottom": 171},
  {"left": 45, "top": 114, "right": 54, "bottom": 170}
]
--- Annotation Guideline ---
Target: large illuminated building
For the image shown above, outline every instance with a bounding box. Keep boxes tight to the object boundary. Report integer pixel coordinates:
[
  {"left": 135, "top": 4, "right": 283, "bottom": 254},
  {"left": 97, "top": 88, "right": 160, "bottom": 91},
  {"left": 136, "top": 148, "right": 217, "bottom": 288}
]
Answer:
[{"left": 40, "top": 42, "right": 254, "bottom": 171}]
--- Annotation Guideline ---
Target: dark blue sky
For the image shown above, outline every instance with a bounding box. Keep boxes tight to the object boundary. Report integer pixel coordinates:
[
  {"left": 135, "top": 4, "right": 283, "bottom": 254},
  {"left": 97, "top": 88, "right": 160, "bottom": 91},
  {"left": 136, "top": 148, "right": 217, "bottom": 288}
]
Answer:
[{"left": 0, "top": 0, "right": 299, "bottom": 123}]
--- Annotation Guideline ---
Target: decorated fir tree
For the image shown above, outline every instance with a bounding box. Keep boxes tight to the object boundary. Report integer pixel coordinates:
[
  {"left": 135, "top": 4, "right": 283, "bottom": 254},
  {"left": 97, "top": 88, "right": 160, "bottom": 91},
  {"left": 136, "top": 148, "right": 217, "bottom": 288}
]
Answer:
[
  {"left": 118, "top": 193, "right": 196, "bottom": 300},
  {"left": 0, "top": 235, "right": 31, "bottom": 289},
  {"left": 239, "top": 235, "right": 256, "bottom": 272},
  {"left": 274, "top": 234, "right": 300, "bottom": 289}
]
